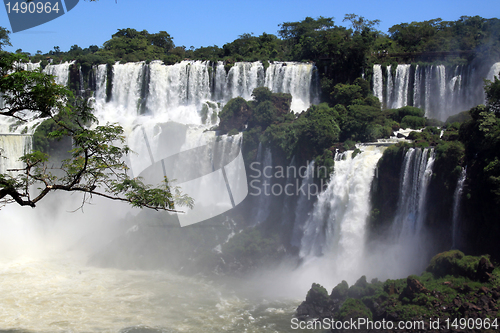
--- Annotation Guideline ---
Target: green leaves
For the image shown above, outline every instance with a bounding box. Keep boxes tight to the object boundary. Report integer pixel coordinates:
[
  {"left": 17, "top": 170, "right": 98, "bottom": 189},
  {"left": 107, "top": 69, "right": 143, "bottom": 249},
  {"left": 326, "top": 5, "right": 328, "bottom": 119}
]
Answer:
[{"left": 0, "top": 52, "right": 192, "bottom": 212}]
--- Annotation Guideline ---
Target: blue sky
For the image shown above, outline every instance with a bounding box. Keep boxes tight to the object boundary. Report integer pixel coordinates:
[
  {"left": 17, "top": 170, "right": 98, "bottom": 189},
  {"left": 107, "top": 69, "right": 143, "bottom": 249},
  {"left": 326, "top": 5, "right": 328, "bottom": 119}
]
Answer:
[{"left": 1, "top": 0, "right": 499, "bottom": 54}]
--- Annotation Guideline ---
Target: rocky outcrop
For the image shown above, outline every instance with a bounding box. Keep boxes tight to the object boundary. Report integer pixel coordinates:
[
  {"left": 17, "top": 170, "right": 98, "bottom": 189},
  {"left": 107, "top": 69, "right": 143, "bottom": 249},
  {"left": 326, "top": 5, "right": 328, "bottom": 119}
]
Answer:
[{"left": 296, "top": 251, "right": 500, "bottom": 332}]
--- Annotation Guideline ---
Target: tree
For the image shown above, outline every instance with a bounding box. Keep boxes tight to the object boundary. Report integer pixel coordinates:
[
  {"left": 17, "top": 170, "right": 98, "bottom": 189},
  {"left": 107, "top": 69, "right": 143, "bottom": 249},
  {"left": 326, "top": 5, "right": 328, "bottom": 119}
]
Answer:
[
  {"left": 0, "top": 51, "right": 193, "bottom": 211},
  {"left": 0, "top": 27, "right": 11, "bottom": 50},
  {"left": 485, "top": 75, "right": 500, "bottom": 114},
  {"left": 343, "top": 14, "right": 380, "bottom": 33}
]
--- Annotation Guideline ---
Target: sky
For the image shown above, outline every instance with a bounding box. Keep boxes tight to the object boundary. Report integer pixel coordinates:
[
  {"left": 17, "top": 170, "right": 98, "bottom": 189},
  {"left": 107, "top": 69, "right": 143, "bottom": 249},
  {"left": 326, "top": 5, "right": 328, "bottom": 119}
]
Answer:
[{"left": 1, "top": 0, "right": 499, "bottom": 55}]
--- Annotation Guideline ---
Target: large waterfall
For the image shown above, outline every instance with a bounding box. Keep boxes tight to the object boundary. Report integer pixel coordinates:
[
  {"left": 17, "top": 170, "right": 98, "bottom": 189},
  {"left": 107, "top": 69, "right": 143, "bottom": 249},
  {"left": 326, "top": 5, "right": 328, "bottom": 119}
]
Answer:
[
  {"left": 392, "top": 148, "right": 435, "bottom": 239},
  {"left": 93, "top": 60, "right": 318, "bottom": 127},
  {"left": 0, "top": 56, "right": 484, "bottom": 332},
  {"left": 373, "top": 62, "right": 500, "bottom": 121},
  {"left": 297, "top": 145, "right": 385, "bottom": 282}
]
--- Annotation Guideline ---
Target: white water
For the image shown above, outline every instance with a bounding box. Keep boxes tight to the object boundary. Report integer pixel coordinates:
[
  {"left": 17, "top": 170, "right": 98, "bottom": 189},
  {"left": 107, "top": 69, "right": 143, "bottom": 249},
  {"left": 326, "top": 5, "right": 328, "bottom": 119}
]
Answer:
[
  {"left": 392, "top": 148, "right": 434, "bottom": 238},
  {"left": 391, "top": 64, "right": 411, "bottom": 108},
  {"left": 0, "top": 199, "right": 301, "bottom": 333},
  {"left": 452, "top": 168, "right": 467, "bottom": 249},
  {"left": 384, "top": 148, "right": 435, "bottom": 275},
  {"left": 298, "top": 145, "right": 385, "bottom": 284},
  {"left": 93, "top": 60, "right": 317, "bottom": 124},
  {"left": 43, "top": 61, "right": 74, "bottom": 86},
  {"left": 0, "top": 134, "right": 32, "bottom": 175},
  {"left": 372, "top": 64, "right": 383, "bottom": 107},
  {"left": 291, "top": 161, "right": 315, "bottom": 248},
  {"left": 374, "top": 62, "right": 500, "bottom": 121},
  {"left": 252, "top": 145, "right": 273, "bottom": 225}
]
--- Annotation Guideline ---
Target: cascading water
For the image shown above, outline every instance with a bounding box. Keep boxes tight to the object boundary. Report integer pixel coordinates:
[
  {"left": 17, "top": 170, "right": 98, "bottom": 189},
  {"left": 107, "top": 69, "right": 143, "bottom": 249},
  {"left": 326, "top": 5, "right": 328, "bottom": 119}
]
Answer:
[
  {"left": 0, "top": 59, "right": 322, "bottom": 332},
  {"left": 252, "top": 145, "right": 273, "bottom": 225},
  {"left": 452, "top": 168, "right": 467, "bottom": 249},
  {"left": 43, "top": 61, "right": 74, "bottom": 86},
  {"left": 298, "top": 145, "right": 385, "bottom": 282},
  {"left": 372, "top": 64, "right": 383, "bottom": 106},
  {"left": 374, "top": 62, "right": 500, "bottom": 121},
  {"left": 392, "top": 148, "right": 434, "bottom": 238},
  {"left": 291, "top": 161, "right": 315, "bottom": 248},
  {"left": 0, "top": 134, "right": 32, "bottom": 175},
  {"left": 391, "top": 64, "right": 411, "bottom": 108},
  {"left": 386, "top": 147, "right": 435, "bottom": 274}
]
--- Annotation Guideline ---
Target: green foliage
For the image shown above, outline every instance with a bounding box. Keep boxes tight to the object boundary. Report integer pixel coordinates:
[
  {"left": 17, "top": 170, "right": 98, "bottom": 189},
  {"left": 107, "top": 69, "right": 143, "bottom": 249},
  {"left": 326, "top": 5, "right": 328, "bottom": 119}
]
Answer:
[
  {"left": 223, "top": 33, "right": 284, "bottom": 61},
  {"left": 303, "top": 251, "right": 500, "bottom": 325},
  {"left": 337, "top": 298, "right": 373, "bottom": 321},
  {"left": 387, "top": 16, "right": 500, "bottom": 56},
  {"left": 426, "top": 250, "right": 481, "bottom": 279},
  {"left": 0, "top": 53, "right": 70, "bottom": 119},
  {"left": 251, "top": 100, "right": 278, "bottom": 128},
  {"left": 295, "top": 103, "right": 340, "bottom": 156},
  {"left": 314, "top": 149, "right": 334, "bottom": 179},
  {"left": 485, "top": 75, "right": 500, "bottom": 114},
  {"left": 252, "top": 86, "right": 273, "bottom": 104},
  {"left": 0, "top": 27, "right": 12, "bottom": 50},
  {"left": 331, "top": 280, "right": 349, "bottom": 299},
  {"left": 401, "top": 115, "right": 426, "bottom": 129},
  {"left": 332, "top": 83, "right": 363, "bottom": 105},
  {"left": 218, "top": 97, "right": 251, "bottom": 134},
  {"left": 343, "top": 14, "right": 380, "bottom": 33},
  {"left": 0, "top": 52, "right": 192, "bottom": 211},
  {"left": 435, "top": 140, "right": 465, "bottom": 164}
]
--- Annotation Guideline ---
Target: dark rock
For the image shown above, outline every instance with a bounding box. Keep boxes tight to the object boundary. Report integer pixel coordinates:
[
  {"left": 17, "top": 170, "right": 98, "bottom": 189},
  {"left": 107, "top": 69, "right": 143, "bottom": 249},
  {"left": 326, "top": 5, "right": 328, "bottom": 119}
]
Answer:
[
  {"left": 296, "top": 283, "right": 333, "bottom": 320},
  {"left": 476, "top": 256, "right": 494, "bottom": 282},
  {"left": 400, "top": 276, "right": 429, "bottom": 300}
]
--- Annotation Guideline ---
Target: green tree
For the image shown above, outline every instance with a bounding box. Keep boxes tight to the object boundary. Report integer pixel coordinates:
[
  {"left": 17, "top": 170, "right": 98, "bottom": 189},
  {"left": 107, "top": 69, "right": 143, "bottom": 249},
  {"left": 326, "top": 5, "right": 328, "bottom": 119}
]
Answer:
[
  {"left": 0, "top": 27, "right": 11, "bottom": 50},
  {"left": 343, "top": 14, "right": 380, "bottom": 33},
  {"left": 0, "top": 52, "right": 192, "bottom": 211},
  {"left": 485, "top": 75, "right": 500, "bottom": 114}
]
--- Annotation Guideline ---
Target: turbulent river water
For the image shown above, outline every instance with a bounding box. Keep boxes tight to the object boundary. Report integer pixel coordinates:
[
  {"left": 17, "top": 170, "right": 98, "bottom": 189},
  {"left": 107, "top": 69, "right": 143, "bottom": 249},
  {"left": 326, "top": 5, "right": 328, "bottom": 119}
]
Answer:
[
  {"left": 0, "top": 255, "right": 306, "bottom": 333},
  {"left": 0, "top": 199, "right": 316, "bottom": 333}
]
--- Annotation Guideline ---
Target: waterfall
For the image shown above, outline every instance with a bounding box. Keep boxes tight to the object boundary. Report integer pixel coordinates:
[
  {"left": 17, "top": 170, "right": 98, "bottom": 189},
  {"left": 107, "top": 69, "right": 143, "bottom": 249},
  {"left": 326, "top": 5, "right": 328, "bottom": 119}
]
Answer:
[
  {"left": 95, "top": 64, "right": 107, "bottom": 101},
  {"left": 14, "top": 61, "right": 41, "bottom": 71},
  {"left": 487, "top": 62, "right": 500, "bottom": 81},
  {"left": 391, "top": 64, "right": 411, "bottom": 108},
  {"left": 0, "top": 135, "right": 32, "bottom": 175},
  {"left": 252, "top": 145, "right": 273, "bottom": 225},
  {"left": 226, "top": 62, "right": 265, "bottom": 101},
  {"left": 43, "top": 61, "right": 74, "bottom": 86},
  {"left": 265, "top": 62, "right": 315, "bottom": 113},
  {"left": 88, "top": 60, "right": 319, "bottom": 127},
  {"left": 392, "top": 148, "right": 434, "bottom": 238},
  {"left": 380, "top": 147, "right": 435, "bottom": 275},
  {"left": 291, "top": 160, "right": 315, "bottom": 247},
  {"left": 373, "top": 61, "right": 500, "bottom": 121},
  {"left": 452, "top": 168, "right": 467, "bottom": 249},
  {"left": 372, "top": 64, "right": 383, "bottom": 107},
  {"left": 386, "top": 65, "right": 393, "bottom": 108},
  {"left": 299, "top": 145, "right": 385, "bottom": 277}
]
